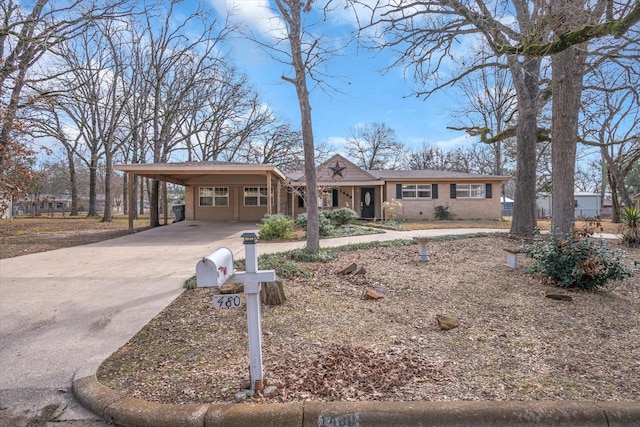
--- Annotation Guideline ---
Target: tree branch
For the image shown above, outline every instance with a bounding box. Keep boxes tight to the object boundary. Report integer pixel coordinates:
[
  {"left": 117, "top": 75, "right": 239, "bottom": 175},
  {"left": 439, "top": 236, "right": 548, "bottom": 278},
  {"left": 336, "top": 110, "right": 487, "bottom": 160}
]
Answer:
[
  {"left": 496, "top": 2, "right": 640, "bottom": 56},
  {"left": 447, "top": 125, "right": 551, "bottom": 144}
]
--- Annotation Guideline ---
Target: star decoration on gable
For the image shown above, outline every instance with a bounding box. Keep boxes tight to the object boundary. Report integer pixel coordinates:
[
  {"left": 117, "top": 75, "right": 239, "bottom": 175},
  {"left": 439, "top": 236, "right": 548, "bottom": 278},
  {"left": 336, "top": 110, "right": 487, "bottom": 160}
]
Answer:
[{"left": 329, "top": 161, "right": 346, "bottom": 178}]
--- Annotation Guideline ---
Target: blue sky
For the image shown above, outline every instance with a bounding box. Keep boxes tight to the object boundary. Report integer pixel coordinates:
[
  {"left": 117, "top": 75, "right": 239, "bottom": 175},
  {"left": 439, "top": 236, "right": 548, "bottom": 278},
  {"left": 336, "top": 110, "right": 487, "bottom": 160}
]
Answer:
[{"left": 208, "top": 0, "right": 472, "bottom": 153}]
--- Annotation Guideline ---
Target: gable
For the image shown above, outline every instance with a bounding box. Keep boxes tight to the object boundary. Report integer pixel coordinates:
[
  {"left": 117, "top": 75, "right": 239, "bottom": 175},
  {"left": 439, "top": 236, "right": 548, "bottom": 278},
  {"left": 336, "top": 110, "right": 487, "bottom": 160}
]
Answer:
[
  {"left": 292, "top": 154, "right": 383, "bottom": 185},
  {"left": 318, "top": 155, "right": 379, "bottom": 183}
]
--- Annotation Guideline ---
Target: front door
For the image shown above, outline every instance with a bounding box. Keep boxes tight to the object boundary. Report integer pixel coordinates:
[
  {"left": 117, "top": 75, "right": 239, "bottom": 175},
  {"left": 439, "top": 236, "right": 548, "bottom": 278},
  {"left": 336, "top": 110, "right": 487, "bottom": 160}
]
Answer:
[{"left": 361, "top": 187, "right": 375, "bottom": 219}]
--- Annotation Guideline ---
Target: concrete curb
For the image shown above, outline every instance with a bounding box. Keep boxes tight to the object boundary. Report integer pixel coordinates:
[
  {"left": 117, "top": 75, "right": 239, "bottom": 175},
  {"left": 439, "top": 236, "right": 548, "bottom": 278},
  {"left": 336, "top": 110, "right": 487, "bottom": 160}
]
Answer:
[{"left": 73, "top": 375, "right": 640, "bottom": 426}]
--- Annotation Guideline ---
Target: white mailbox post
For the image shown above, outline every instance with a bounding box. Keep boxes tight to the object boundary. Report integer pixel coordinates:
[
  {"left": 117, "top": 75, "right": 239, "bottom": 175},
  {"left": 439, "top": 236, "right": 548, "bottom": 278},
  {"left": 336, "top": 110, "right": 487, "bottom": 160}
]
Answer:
[
  {"left": 232, "top": 232, "right": 276, "bottom": 391},
  {"left": 199, "top": 233, "right": 273, "bottom": 391},
  {"left": 196, "top": 234, "right": 275, "bottom": 391}
]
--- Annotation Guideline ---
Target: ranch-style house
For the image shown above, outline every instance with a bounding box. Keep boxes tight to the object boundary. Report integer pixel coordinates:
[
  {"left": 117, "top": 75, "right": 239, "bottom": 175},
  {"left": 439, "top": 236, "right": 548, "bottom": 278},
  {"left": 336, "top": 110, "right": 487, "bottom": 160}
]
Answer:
[{"left": 115, "top": 154, "right": 510, "bottom": 227}]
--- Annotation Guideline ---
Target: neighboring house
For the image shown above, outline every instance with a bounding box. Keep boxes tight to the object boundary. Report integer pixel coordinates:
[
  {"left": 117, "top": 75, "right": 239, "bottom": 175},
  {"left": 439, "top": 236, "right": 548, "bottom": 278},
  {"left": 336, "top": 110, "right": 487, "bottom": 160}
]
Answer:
[
  {"left": 537, "top": 192, "right": 602, "bottom": 219},
  {"left": 501, "top": 196, "right": 514, "bottom": 217},
  {"left": 114, "top": 154, "right": 510, "bottom": 224}
]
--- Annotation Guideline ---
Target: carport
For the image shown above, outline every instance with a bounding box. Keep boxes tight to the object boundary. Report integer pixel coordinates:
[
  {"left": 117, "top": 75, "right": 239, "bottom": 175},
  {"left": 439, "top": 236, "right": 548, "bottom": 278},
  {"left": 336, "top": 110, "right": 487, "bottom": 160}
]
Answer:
[{"left": 115, "top": 162, "right": 287, "bottom": 230}]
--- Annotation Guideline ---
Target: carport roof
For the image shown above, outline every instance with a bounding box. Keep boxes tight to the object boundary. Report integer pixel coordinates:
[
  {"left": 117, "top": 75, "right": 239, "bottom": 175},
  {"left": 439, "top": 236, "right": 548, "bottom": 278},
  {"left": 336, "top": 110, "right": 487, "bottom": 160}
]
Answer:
[{"left": 115, "top": 161, "right": 287, "bottom": 185}]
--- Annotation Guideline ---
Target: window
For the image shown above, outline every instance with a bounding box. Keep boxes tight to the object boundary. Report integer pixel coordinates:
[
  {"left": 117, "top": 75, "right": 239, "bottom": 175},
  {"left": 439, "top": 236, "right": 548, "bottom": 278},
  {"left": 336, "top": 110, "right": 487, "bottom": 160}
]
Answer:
[
  {"left": 199, "top": 187, "right": 228, "bottom": 207},
  {"left": 456, "top": 184, "right": 485, "bottom": 199},
  {"left": 321, "top": 188, "right": 338, "bottom": 208},
  {"left": 244, "top": 187, "right": 273, "bottom": 206},
  {"left": 402, "top": 184, "right": 432, "bottom": 199}
]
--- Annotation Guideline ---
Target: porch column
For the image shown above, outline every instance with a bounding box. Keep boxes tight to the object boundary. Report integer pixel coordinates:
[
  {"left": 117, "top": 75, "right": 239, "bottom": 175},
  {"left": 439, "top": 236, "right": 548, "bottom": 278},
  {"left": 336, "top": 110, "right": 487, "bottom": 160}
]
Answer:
[
  {"left": 163, "top": 181, "right": 168, "bottom": 225},
  {"left": 276, "top": 182, "right": 280, "bottom": 214},
  {"left": 291, "top": 188, "right": 295, "bottom": 218},
  {"left": 128, "top": 172, "right": 134, "bottom": 231},
  {"left": 267, "top": 173, "right": 272, "bottom": 215},
  {"left": 351, "top": 187, "right": 355, "bottom": 209},
  {"left": 380, "top": 185, "right": 384, "bottom": 220}
]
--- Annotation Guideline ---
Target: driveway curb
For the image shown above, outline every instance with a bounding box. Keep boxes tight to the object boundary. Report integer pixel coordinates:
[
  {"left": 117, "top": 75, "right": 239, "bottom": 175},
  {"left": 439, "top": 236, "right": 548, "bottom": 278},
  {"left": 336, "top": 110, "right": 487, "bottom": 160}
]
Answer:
[{"left": 73, "top": 375, "right": 640, "bottom": 426}]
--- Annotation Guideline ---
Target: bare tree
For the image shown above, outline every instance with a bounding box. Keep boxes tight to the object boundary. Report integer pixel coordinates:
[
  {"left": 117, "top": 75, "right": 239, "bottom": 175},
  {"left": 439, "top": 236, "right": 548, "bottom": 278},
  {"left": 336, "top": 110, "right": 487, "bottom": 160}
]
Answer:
[
  {"left": 29, "top": 102, "right": 82, "bottom": 215},
  {"left": 141, "top": 1, "right": 235, "bottom": 226},
  {"left": 118, "top": 21, "right": 153, "bottom": 219},
  {"left": 581, "top": 66, "right": 640, "bottom": 221},
  {"left": 52, "top": 21, "right": 132, "bottom": 220},
  {"left": 449, "top": 64, "right": 518, "bottom": 199},
  {"left": 351, "top": 0, "right": 639, "bottom": 236},
  {"left": 351, "top": 0, "right": 549, "bottom": 237},
  {"left": 0, "top": 0, "right": 129, "bottom": 205},
  {"left": 406, "top": 144, "right": 454, "bottom": 171},
  {"left": 346, "top": 122, "right": 405, "bottom": 170},
  {"left": 181, "top": 68, "right": 273, "bottom": 163},
  {"left": 238, "top": 123, "right": 305, "bottom": 170},
  {"left": 265, "top": 0, "right": 344, "bottom": 253}
]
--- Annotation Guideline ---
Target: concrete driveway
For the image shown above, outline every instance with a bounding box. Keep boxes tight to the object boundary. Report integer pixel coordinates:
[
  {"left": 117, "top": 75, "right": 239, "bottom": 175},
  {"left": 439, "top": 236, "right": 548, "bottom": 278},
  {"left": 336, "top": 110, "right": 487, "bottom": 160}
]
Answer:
[
  {"left": 0, "top": 221, "right": 506, "bottom": 426},
  {"left": 0, "top": 221, "right": 270, "bottom": 426}
]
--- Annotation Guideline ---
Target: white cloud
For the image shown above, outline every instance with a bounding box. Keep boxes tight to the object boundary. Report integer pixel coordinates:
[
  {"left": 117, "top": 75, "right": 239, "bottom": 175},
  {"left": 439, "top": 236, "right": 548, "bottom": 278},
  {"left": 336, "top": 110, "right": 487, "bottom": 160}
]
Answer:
[
  {"left": 209, "top": 0, "right": 286, "bottom": 40},
  {"left": 433, "top": 134, "right": 472, "bottom": 149}
]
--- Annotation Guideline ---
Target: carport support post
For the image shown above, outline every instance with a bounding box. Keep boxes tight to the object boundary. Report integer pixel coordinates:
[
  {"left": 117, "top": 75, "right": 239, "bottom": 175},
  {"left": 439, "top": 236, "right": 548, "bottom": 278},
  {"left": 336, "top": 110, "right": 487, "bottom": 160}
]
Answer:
[{"left": 242, "top": 232, "right": 264, "bottom": 391}]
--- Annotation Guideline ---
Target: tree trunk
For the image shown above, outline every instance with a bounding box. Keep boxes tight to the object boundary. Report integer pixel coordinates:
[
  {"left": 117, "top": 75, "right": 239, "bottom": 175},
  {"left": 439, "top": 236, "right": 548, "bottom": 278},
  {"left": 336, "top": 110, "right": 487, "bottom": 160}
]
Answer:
[
  {"left": 602, "top": 145, "right": 634, "bottom": 210},
  {"left": 609, "top": 169, "right": 621, "bottom": 223},
  {"left": 65, "top": 146, "right": 79, "bottom": 216},
  {"left": 260, "top": 280, "right": 286, "bottom": 305},
  {"left": 150, "top": 179, "right": 160, "bottom": 227},
  {"left": 123, "top": 174, "right": 129, "bottom": 215},
  {"left": 87, "top": 156, "right": 99, "bottom": 217},
  {"left": 102, "top": 150, "right": 113, "bottom": 222},
  {"left": 276, "top": 0, "right": 320, "bottom": 252},
  {"left": 509, "top": 57, "right": 540, "bottom": 237},
  {"left": 550, "top": 43, "right": 586, "bottom": 235},
  {"left": 139, "top": 178, "right": 146, "bottom": 215}
]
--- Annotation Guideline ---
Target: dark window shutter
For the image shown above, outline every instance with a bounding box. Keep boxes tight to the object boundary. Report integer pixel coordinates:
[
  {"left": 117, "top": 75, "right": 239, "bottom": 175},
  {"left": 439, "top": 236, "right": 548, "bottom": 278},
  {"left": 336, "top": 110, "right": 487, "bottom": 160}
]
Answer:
[
  {"left": 297, "top": 195, "right": 304, "bottom": 208},
  {"left": 396, "top": 184, "right": 403, "bottom": 199},
  {"left": 432, "top": 184, "right": 438, "bottom": 199},
  {"left": 332, "top": 188, "right": 339, "bottom": 207},
  {"left": 485, "top": 183, "right": 492, "bottom": 198},
  {"left": 450, "top": 184, "right": 457, "bottom": 199}
]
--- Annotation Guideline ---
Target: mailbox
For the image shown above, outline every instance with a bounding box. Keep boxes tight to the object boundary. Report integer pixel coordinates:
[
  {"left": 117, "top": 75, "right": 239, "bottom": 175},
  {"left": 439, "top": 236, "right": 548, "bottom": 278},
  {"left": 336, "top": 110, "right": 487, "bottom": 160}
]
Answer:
[{"left": 196, "top": 247, "right": 234, "bottom": 287}]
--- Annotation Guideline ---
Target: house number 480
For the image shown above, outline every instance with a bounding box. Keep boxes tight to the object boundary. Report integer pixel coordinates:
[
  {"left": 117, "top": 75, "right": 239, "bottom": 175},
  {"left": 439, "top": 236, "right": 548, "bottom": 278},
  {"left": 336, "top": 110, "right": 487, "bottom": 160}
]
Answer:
[{"left": 213, "top": 294, "right": 241, "bottom": 309}]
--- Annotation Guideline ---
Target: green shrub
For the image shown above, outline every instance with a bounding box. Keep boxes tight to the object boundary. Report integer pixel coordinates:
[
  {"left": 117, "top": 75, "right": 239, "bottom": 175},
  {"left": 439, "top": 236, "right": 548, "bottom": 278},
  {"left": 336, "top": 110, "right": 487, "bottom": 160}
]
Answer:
[
  {"left": 323, "top": 208, "right": 359, "bottom": 225},
  {"left": 295, "top": 212, "right": 308, "bottom": 229},
  {"left": 523, "top": 233, "right": 634, "bottom": 289},
  {"left": 288, "top": 247, "right": 337, "bottom": 262},
  {"left": 257, "top": 254, "right": 310, "bottom": 278},
  {"left": 434, "top": 205, "right": 454, "bottom": 220},
  {"left": 619, "top": 206, "right": 640, "bottom": 247},
  {"left": 258, "top": 214, "right": 294, "bottom": 240},
  {"left": 295, "top": 212, "right": 334, "bottom": 237}
]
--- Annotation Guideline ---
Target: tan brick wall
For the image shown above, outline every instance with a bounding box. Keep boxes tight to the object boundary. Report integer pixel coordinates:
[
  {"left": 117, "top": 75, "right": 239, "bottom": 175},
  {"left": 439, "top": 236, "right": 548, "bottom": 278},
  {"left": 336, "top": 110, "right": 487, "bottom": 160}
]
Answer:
[
  {"left": 383, "top": 181, "right": 503, "bottom": 220},
  {"left": 185, "top": 186, "right": 194, "bottom": 220}
]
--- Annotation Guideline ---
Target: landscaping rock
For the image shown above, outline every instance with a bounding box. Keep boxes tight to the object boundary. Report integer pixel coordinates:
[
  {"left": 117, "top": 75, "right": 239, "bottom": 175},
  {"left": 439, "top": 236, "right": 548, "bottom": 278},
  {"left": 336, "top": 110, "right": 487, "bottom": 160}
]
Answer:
[
  {"left": 364, "top": 289, "right": 384, "bottom": 300},
  {"left": 263, "top": 385, "right": 278, "bottom": 398},
  {"left": 545, "top": 290, "right": 573, "bottom": 302},
  {"left": 233, "top": 392, "right": 246, "bottom": 403},
  {"left": 436, "top": 314, "right": 459, "bottom": 331},
  {"left": 351, "top": 266, "right": 366, "bottom": 275},
  {"left": 337, "top": 263, "right": 358, "bottom": 275}
]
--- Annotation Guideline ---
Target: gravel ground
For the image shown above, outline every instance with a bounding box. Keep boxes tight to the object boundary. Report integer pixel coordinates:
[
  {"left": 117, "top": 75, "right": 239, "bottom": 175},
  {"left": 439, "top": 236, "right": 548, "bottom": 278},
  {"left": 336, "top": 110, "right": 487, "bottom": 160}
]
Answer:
[{"left": 97, "top": 235, "right": 640, "bottom": 405}]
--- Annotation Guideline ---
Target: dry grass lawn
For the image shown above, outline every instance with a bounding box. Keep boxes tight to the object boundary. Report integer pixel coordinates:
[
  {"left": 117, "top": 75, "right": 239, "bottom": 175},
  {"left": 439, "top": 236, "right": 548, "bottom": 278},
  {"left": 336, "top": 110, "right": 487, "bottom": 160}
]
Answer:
[
  {"left": 0, "top": 216, "right": 149, "bottom": 259},
  {"left": 97, "top": 234, "right": 640, "bottom": 405}
]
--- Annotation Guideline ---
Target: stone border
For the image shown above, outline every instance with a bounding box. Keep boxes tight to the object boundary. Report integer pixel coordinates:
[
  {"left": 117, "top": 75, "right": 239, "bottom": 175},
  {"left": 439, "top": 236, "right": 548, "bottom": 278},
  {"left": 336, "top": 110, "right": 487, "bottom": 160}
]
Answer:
[{"left": 73, "top": 375, "right": 640, "bottom": 426}]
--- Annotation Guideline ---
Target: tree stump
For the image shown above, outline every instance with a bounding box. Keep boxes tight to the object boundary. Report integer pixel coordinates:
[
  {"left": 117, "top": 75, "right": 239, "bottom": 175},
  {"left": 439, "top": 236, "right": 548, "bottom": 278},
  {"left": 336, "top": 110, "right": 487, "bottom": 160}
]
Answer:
[{"left": 261, "top": 280, "right": 286, "bottom": 305}]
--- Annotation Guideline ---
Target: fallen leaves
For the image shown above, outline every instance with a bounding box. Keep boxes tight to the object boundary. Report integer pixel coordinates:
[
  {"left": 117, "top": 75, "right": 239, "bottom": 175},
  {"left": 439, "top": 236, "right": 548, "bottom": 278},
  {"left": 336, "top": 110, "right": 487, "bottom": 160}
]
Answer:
[{"left": 97, "top": 236, "right": 640, "bottom": 405}]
